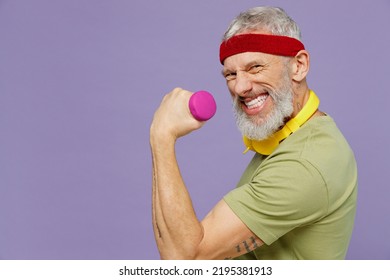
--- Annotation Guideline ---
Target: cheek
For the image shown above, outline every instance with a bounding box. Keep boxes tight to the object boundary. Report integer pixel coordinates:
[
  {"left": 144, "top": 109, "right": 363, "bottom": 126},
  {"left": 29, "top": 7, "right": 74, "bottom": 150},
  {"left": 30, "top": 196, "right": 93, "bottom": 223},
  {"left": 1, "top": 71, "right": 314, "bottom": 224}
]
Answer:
[{"left": 227, "top": 83, "right": 236, "bottom": 99}]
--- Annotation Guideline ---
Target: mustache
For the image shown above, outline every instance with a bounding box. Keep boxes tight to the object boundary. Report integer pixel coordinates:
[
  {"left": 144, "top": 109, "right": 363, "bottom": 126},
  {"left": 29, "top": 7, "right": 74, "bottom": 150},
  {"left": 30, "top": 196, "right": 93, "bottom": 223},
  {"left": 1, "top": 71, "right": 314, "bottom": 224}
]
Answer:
[{"left": 236, "top": 90, "right": 270, "bottom": 102}]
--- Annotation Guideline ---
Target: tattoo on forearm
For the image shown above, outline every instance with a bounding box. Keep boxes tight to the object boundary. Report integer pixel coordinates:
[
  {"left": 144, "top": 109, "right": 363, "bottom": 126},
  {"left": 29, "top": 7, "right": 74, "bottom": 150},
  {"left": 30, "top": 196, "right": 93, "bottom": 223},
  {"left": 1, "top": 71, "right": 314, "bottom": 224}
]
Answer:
[
  {"left": 236, "top": 236, "right": 260, "bottom": 254},
  {"left": 251, "top": 236, "right": 258, "bottom": 249},
  {"left": 243, "top": 240, "right": 250, "bottom": 252}
]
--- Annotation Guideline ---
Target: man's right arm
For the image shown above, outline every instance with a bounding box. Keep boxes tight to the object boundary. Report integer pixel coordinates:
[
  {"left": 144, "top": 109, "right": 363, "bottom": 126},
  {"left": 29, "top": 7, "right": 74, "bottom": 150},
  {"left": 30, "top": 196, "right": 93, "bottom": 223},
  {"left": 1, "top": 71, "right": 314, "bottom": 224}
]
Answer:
[{"left": 150, "top": 88, "right": 264, "bottom": 259}]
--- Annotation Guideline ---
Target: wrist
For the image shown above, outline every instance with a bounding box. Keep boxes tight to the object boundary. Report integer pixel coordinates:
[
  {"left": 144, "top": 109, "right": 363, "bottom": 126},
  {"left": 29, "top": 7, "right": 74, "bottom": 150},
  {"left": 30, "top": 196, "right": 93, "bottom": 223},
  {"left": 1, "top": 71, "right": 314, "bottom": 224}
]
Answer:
[{"left": 150, "top": 127, "right": 176, "bottom": 149}]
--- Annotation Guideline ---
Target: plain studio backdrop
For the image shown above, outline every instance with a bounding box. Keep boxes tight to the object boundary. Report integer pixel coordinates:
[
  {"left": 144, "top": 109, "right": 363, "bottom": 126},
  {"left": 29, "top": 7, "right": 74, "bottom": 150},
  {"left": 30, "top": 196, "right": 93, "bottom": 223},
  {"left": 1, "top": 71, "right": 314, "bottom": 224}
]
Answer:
[{"left": 0, "top": 0, "right": 389, "bottom": 259}]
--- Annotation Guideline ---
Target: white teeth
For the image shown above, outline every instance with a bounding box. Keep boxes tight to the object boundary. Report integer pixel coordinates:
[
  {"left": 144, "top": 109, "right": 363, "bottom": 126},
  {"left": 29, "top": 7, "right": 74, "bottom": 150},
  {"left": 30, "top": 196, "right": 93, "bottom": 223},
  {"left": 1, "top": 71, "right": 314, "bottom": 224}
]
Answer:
[{"left": 245, "top": 95, "right": 267, "bottom": 109}]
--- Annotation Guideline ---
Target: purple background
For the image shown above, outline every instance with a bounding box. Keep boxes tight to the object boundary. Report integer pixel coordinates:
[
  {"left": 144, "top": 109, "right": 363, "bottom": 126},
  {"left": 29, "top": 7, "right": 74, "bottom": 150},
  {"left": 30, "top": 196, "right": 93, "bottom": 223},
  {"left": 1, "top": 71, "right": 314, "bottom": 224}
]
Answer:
[{"left": 1, "top": 0, "right": 389, "bottom": 260}]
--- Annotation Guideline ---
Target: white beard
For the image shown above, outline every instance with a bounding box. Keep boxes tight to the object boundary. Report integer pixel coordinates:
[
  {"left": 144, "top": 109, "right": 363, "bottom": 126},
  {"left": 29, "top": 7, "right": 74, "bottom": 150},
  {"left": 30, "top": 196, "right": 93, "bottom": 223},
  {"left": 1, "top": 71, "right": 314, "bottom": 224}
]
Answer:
[{"left": 233, "top": 73, "right": 294, "bottom": 141}]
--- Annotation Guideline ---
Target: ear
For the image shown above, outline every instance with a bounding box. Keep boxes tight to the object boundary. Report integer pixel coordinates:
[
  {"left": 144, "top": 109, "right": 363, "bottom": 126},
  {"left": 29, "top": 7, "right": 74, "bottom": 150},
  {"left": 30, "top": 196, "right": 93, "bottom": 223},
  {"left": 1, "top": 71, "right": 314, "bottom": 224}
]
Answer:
[{"left": 291, "top": 50, "right": 310, "bottom": 82}]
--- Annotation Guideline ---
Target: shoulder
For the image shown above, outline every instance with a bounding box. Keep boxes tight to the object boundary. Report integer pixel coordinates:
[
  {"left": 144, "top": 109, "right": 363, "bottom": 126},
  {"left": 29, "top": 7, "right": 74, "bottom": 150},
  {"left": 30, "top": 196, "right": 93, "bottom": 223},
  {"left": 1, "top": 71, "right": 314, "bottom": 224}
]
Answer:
[{"left": 274, "top": 115, "right": 356, "bottom": 174}]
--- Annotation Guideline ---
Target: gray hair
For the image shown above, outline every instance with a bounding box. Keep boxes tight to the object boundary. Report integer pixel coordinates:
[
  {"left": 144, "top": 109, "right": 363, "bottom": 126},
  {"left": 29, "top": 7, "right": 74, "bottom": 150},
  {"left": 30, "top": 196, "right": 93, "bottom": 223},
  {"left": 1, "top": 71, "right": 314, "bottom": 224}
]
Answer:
[{"left": 222, "top": 6, "right": 302, "bottom": 41}]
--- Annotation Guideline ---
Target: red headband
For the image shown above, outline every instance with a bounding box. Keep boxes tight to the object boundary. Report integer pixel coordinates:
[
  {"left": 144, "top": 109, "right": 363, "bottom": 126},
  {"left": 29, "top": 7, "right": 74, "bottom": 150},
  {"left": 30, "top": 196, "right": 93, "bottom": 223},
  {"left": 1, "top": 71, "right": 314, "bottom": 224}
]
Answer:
[{"left": 219, "top": 33, "right": 305, "bottom": 64}]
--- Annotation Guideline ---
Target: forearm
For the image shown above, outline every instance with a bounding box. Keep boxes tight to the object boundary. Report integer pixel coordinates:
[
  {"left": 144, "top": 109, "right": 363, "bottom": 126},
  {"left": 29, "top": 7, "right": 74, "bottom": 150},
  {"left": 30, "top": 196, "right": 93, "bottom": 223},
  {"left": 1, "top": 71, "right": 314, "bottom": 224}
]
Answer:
[{"left": 151, "top": 135, "right": 204, "bottom": 259}]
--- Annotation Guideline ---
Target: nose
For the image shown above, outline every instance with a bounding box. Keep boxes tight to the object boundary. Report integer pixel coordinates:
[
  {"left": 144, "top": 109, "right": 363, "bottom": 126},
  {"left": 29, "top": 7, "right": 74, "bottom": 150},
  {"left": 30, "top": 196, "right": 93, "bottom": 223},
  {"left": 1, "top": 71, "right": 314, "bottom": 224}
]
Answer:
[{"left": 233, "top": 71, "right": 253, "bottom": 97}]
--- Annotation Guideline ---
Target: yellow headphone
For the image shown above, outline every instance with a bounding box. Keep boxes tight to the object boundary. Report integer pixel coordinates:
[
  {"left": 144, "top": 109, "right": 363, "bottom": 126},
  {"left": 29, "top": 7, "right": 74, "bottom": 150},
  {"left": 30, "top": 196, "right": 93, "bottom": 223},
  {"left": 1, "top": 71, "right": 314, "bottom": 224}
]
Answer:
[{"left": 243, "top": 90, "right": 320, "bottom": 155}]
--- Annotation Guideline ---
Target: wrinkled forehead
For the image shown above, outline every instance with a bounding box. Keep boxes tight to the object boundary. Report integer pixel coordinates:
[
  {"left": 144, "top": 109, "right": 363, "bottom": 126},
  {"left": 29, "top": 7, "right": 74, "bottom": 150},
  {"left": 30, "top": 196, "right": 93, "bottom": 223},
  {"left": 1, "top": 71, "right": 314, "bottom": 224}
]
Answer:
[{"left": 222, "top": 51, "right": 275, "bottom": 71}]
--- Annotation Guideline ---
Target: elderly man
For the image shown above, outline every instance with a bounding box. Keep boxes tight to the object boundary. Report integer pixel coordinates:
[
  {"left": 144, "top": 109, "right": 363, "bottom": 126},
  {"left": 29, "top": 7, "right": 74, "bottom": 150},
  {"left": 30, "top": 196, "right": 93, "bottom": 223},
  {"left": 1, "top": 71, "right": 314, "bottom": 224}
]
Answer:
[{"left": 150, "top": 6, "right": 357, "bottom": 260}]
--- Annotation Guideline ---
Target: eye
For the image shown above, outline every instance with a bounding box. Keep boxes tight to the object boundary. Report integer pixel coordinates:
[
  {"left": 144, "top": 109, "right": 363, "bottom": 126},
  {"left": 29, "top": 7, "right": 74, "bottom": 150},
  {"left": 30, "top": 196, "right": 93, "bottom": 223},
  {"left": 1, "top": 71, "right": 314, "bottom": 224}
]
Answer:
[
  {"left": 224, "top": 72, "right": 237, "bottom": 81},
  {"left": 247, "top": 64, "right": 263, "bottom": 74}
]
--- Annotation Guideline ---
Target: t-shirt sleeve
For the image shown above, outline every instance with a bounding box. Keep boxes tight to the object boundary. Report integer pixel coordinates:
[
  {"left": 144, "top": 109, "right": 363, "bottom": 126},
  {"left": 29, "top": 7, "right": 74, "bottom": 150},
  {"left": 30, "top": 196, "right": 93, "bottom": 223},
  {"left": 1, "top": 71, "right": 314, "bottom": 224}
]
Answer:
[{"left": 223, "top": 158, "right": 329, "bottom": 245}]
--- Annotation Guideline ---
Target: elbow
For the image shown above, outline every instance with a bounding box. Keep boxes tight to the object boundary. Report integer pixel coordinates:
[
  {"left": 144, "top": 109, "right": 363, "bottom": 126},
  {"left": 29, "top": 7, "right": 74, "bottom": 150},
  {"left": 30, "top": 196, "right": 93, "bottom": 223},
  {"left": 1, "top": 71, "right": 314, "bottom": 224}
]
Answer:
[
  {"left": 159, "top": 239, "right": 208, "bottom": 260},
  {"left": 159, "top": 252, "right": 195, "bottom": 260},
  {"left": 158, "top": 224, "right": 206, "bottom": 259},
  {"left": 159, "top": 247, "right": 205, "bottom": 260},
  {"left": 159, "top": 245, "right": 216, "bottom": 260}
]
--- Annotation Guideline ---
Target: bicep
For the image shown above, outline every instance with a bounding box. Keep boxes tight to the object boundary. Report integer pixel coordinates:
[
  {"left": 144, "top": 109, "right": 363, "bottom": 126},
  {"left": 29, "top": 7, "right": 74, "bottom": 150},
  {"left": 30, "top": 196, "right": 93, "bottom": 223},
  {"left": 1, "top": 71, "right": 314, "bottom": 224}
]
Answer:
[{"left": 197, "top": 200, "right": 264, "bottom": 260}]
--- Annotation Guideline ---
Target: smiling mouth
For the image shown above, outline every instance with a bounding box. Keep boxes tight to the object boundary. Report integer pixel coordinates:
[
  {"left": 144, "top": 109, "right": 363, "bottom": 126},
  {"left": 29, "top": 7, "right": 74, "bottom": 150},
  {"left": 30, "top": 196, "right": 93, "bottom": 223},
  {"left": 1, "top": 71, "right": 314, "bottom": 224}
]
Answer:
[{"left": 241, "top": 93, "right": 269, "bottom": 109}]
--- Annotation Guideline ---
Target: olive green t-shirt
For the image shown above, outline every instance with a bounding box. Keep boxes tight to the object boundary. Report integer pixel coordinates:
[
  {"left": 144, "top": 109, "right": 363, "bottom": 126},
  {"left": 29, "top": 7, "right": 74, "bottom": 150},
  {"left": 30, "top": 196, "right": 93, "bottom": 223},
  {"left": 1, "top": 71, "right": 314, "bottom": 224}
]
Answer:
[{"left": 224, "top": 116, "right": 357, "bottom": 259}]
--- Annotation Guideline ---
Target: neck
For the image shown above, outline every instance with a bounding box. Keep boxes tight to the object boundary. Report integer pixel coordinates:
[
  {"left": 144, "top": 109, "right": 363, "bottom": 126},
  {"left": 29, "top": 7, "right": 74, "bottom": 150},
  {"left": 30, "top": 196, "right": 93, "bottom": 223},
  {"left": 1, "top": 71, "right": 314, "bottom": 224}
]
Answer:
[{"left": 291, "top": 83, "right": 322, "bottom": 118}]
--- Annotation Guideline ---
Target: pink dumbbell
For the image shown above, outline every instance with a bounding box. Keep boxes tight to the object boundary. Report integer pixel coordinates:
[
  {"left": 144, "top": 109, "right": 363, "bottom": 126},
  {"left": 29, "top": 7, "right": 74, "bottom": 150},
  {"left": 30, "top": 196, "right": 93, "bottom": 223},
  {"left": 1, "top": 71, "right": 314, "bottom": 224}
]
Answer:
[{"left": 188, "top": 90, "right": 217, "bottom": 121}]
